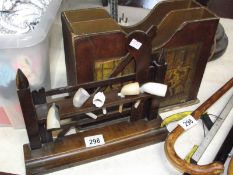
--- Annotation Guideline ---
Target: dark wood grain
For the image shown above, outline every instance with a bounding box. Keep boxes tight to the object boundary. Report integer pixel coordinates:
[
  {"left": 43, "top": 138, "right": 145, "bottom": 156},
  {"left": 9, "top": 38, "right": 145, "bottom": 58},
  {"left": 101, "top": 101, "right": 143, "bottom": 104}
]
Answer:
[
  {"left": 127, "top": 30, "right": 152, "bottom": 84},
  {"left": 37, "top": 90, "right": 153, "bottom": 122},
  {"left": 32, "top": 88, "right": 53, "bottom": 143},
  {"left": 19, "top": 2, "right": 220, "bottom": 174},
  {"left": 46, "top": 73, "right": 135, "bottom": 96},
  {"left": 24, "top": 119, "right": 168, "bottom": 175},
  {"left": 19, "top": 23, "right": 166, "bottom": 175},
  {"left": 62, "top": 1, "right": 219, "bottom": 110},
  {"left": 148, "top": 50, "right": 167, "bottom": 120},
  {"left": 16, "top": 69, "right": 41, "bottom": 149},
  {"left": 152, "top": 7, "right": 219, "bottom": 108}
]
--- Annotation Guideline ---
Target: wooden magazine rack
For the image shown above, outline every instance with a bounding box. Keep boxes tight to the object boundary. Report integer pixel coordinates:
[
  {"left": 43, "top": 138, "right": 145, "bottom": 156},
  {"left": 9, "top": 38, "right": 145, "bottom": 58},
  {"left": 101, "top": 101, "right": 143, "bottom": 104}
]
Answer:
[{"left": 62, "top": 0, "right": 219, "bottom": 110}]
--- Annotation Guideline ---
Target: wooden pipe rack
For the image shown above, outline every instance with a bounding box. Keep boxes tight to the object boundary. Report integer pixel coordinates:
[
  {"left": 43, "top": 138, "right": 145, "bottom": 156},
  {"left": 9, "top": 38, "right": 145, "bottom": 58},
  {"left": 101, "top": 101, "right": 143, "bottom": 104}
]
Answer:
[
  {"left": 17, "top": 70, "right": 168, "bottom": 175},
  {"left": 17, "top": 28, "right": 168, "bottom": 174}
]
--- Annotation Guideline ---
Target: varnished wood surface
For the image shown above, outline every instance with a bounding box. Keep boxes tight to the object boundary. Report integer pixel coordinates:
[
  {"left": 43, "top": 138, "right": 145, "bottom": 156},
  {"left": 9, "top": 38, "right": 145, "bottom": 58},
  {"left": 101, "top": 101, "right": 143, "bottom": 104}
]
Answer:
[
  {"left": 164, "top": 77, "right": 233, "bottom": 175},
  {"left": 158, "top": 15, "right": 219, "bottom": 108},
  {"left": 16, "top": 70, "right": 42, "bottom": 149},
  {"left": 19, "top": 2, "right": 219, "bottom": 174},
  {"left": 37, "top": 90, "right": 153, "bottom": 122},
  {"left": 46, "top": 73, "right": 135, "bottom": 96},
  {"left": 152, "top": 8, "right": 213, "bottom": 48},
  {"left": 62, "top": 8, "right": 110, "bottom": 23},
  {"left": 74, "top": 31, "right": 127, "bottom": 84},
  {"left": 71, "top": 18, "right": 123, "bottom": 35},
  {"left": 62, "top": 0, "right": 219, "bottom": 109},
  {"left": 24, "top": 119, "right": 168, "bottom": 175}
]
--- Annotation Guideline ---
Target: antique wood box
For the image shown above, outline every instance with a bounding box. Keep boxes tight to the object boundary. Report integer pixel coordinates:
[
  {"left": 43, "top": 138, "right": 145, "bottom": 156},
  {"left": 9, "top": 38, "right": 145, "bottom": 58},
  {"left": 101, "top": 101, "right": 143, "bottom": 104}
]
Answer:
[
  {"left": 61, "top": 8, "right": 127, "bottom": 85},
  {"left": 61, "top": 0, "right": 219, "bottom": 110}
]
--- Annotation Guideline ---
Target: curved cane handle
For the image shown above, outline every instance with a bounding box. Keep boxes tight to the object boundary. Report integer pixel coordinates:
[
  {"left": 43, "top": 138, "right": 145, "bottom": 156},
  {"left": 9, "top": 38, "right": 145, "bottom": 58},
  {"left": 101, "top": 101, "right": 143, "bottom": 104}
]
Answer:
[
  {"left": 165, "top": 126, "right": 224, "bottom": 175},
  {"left": 164, "top": 77, "right": 233, "bottom": 175}
]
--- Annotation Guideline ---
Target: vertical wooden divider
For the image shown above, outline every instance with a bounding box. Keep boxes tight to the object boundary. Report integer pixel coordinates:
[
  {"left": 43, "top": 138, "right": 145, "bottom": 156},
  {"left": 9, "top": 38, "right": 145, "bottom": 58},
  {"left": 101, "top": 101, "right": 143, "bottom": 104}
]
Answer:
[
  {"left": 32, "top": 88, "right": 53, "bottom": 143},
  {"left": 16, "top": 69, "right": 42, "bottom": 149}
]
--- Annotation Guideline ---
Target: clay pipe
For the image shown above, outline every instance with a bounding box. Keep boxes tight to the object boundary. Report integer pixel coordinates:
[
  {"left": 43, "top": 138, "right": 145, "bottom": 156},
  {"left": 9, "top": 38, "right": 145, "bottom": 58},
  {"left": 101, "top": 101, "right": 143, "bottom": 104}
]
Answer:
[{"left": 164, "top": 77, "right": 233, "bottom": 175}]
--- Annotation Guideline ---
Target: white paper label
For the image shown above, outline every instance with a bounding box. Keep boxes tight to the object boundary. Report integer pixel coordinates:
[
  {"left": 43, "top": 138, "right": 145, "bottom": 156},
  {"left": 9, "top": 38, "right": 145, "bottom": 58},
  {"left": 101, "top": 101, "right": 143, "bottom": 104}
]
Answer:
[
  {"left": 178, "top": 115, "right": 197, "bottom": 130},
  {"left": 84, "top": 134, "right": 105, "bottom": 147},
  {"left": 129, "top": 39, "right": 142, "bottom": 50}
]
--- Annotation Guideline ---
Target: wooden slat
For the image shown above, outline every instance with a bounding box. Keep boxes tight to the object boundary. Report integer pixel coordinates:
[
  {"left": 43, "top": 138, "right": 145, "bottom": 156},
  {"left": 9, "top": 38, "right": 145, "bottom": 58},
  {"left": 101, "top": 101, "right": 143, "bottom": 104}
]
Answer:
[
  {"left": 45, "top": 74, "right": 135, "bottom": 96},
  {"left": 61, "top": 108, "right": 131, "bottom": 128},
  {"left": 37, "top": 90, "right": 153, "bottom": 122},
  {"left": 32, "top": 88, "right": 53, "bottom": 143},
  {"left": 55, "top": 108, "right": 131, "bottom": 139}
]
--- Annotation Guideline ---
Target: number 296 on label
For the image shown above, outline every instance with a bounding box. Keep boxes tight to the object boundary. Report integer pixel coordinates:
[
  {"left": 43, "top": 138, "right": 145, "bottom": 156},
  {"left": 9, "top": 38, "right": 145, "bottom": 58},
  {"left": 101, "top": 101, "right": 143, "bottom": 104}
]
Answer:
[{"left": 84, "top": 134, "right": 105, "bottom": 148}]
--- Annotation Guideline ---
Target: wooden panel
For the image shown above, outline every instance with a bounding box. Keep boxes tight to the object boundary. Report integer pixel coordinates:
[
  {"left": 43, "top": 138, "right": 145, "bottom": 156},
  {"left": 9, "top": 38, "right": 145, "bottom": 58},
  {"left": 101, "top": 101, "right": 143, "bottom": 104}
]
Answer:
[
  {"left": 62, "top": 8, "right": 110, "bottom": 23},
  {"left": 75, "top": 32, "right": 127, "bottom": 84},
  {"left": 71, "top": 19, "right": 123, "bottom": 35},
  {"left": 24, "top": 119, "right": 168, "bottom": 175},
  {"left": 161, "top": 44, "right": 201, "bottom": 107}
]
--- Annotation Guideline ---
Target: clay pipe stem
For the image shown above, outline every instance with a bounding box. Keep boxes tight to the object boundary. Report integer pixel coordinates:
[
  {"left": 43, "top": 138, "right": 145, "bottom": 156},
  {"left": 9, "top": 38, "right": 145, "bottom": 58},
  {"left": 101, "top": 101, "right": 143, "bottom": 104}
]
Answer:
[{"left": 165, "top": 77, "right": 233, "bottom": 175}]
